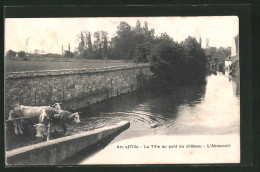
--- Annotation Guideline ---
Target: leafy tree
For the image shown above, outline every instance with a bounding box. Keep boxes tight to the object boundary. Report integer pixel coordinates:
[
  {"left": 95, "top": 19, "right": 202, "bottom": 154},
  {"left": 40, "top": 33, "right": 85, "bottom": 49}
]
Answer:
[
  {"left": 101, "top": 31, "right": 108, "bottom": 58},
  {"left": 78, "top": 31, "right": 85, "bottom": 54},
  {"left": 6, "top": 49, "right": 16, "bottom": 60},
  {"left": 64, "top": 50, "right": 74, "bottom": 59},
  {"left": 134, "top": 42, "right": 151, "bottom": 63},
  {"left": 182, "top": 36, "right": 208, "bottom": 83},
  {"left": 150, "top": 35, "right": 207, "bottom": 93},
  {"left": 93, "top": 31, "right": 102, "bottom": 59},
  {"left": 134, "top": 20, "right": 143, "bottom": 35},
  {"left": 93, "top": 31, "right": 101, "bottom": 51},
  {"left": 34, "top": 49, "right": 40, "bottom": 57},
  {"left": 17, "top": 51, "right": 26, "bottom": 58},
  {"left": 68, "top": 44, "right": 71, "bottom": 52},
  {"left": 150, "top": 33, "right": 185, "bottom": 88},
  {"left": 112, "top": 21, "right": 135, "bottom": 60},
  {"left": 87, "top": 32, "right": 93, "bottom": 52},
  {"left": 133, "top": 21, "right": 155, "bottom": 63}
]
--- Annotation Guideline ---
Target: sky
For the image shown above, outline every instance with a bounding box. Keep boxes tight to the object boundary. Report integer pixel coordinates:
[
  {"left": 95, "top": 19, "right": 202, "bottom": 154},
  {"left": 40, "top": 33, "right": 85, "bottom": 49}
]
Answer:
[{"left": 5, "top": 16, "right": 238, "bottom": 54}]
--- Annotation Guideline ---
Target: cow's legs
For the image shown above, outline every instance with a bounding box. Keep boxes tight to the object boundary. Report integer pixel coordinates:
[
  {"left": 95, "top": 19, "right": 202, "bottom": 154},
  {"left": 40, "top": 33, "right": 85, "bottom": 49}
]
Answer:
[
  {"left": 17, "top": 121, "right": 23, "bottom": 134},
  {"left": 55, "top": 124, "right": 58, "bottom": 132},
  {"left": 46, "top": 123, "right": 51, "bottom": 141},
  {"left": 51, "top": 123, "right": 57, "bottom": 133},
  {"left": 62, "top": 124, "right": 67, "bottom": 135},
  {"left": 13, "top": 121, "right": 18, "bottom": 135}
]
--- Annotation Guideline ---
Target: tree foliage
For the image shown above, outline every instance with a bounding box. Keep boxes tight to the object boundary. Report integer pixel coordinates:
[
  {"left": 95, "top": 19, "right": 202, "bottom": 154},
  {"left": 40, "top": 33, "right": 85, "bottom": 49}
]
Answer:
[
  {"left": 73, "top": 20, "right": 209, "bottom": 90},
  {"left": 17, "top": 51, "right": 26, "bottom": 58},
  {"left": 64, "top": 50, "right": 74, "bottom": 58},
  {"left": 6, "top": 49, "right": 16, "bottom": 60},
  {"left": 149, "top": 34, "right": 208, "bottom": 92},
  {"left": 78, "top": 31, "right": 85, "bottom": 54}
]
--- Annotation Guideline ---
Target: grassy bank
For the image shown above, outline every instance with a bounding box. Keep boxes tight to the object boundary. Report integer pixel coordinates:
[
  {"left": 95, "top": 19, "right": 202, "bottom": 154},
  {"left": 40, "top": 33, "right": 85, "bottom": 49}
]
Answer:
[{"left": 5, "top": 59, "right": 136, "bottom": 72}]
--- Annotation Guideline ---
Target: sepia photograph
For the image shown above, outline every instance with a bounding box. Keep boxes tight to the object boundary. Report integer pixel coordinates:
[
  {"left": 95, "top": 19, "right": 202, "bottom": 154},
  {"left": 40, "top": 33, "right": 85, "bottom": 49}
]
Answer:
[{"left": 4, "top": 16, "right": 240, "bottom": 165}]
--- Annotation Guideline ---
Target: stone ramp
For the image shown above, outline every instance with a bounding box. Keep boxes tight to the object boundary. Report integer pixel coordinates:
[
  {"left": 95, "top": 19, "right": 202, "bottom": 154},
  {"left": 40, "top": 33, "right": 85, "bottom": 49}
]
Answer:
[{"left": 6, "top": 121, "right": 130, "bottom": 165}]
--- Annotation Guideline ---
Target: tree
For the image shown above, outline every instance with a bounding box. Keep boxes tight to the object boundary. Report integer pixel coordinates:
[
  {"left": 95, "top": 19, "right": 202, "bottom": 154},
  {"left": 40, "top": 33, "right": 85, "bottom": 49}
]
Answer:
[
  {"left": 143, "top": 21, "right": 149, "bottom": 33},
  {"left": 149, "top": 35, "right": 208, "bottom": 93},
  {"left": 182, "top": 36, "right": 208, "bottom": 83},
  {"left": 68, "top": 44, "right": 71, "bottom": 52},
  {"left": 34, "top": 49, "right": 40, "bottom": 57},
  {"left": 134, "top": 20, "right": 143, "bottom": 35},
  {"left": 6, "top": 49, "right": 16, "bottom": 60},
  {"left": 64, "top": 50, "right": 74, "bottom": 61},
  {"left": 112, "top": 21, "right": 135, "bottom": 60},
  {"left": 101, "top": 31, "right": 108, "bottom": 58},
  {"left": 134, "top": 42, "right": 151, "bottom": 63},
  {"left": 17, "top": 51, "right": 26, "bottom": 58},
  {"left": 93, "top": 31, "right": 101, "bottom": 51},
  {"left": 87, "top": 32, "right": 93, "bottom": 52},
  {"left": 150, "top": 33, "right": 185, "bottom": 88},
  {"left": 78, "top": 31, "right": 85, "bottom": 54},
  {"left": 40, "top": 50, "right": 45, "bottom": 54}
]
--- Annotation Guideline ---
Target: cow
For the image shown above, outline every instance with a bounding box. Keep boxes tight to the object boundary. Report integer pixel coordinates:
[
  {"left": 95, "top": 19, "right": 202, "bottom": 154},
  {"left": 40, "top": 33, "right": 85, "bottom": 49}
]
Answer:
[
  {"left": 33, "top": 110, "right": 52, "bottom": 141},
  {"left": 8, "top": 103, "right": 62, "bottom": 137},
  {"left": 8, "top": 110, "right": 23, "bottom": 135},
  {"left": 52, "top": 111, "right": 81, "bottom": 135}
]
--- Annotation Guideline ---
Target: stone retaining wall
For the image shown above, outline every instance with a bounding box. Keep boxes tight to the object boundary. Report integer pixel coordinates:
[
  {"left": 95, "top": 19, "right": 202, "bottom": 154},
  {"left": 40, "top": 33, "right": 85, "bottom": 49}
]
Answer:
[{"left": 5, "top": 64, "right": 151, "bottom": 117}]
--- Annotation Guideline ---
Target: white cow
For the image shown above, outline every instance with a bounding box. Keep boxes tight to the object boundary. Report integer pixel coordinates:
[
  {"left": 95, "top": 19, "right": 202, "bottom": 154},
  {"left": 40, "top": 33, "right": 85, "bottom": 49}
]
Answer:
[{"left": 8, "top": 103, "right": 62, "bottom": 138}]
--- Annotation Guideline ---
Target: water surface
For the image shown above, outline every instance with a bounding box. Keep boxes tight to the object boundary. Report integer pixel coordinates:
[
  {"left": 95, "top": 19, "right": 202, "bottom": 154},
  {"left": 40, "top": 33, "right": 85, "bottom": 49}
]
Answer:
[{"left": 61, "top": 72, "right": 240, "bottom": 164}]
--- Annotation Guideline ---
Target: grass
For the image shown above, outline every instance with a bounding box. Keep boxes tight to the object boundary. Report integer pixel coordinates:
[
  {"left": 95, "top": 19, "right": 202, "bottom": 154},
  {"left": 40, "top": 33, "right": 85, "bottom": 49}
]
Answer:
[{"left": 5, "top": 57, "right": 136, "bottom": 72}]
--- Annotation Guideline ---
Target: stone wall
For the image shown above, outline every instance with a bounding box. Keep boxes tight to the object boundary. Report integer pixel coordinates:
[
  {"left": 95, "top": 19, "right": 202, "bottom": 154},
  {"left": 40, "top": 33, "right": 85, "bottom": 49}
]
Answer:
[{"left": 5, "top": 64, "right": 151, "bottom": 118}]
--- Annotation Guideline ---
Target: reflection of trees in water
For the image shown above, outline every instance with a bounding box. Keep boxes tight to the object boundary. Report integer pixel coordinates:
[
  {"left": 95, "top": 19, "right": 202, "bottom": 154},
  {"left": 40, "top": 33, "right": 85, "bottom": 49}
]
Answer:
[
  {"left": 78, "top": 83, "right": 206, "bottom": 120},
  {"left": 78, "top": 91, "right": 150, "bottom": 116},
  {"left": 147, "top": 84, "right": 206, "bottom": 115}
]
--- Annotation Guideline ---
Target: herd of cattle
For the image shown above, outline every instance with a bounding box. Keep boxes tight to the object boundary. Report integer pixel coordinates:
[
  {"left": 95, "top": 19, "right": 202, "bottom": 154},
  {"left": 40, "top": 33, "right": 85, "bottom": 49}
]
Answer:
[{"left": 7, "top": 103, "right": 81, "bottom": 141}]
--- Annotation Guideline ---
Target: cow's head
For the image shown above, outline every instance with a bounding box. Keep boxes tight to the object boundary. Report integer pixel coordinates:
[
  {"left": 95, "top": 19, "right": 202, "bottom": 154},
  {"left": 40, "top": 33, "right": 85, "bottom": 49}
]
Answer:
[
  {"left": 34, "top": 123, "right": 49, "bottom": 138},
  {"left": 51, "top": 103, "right": 62, "bottom": 112},
  {"left": 72, "top": 112, "right": 81, "bottom": 123}
]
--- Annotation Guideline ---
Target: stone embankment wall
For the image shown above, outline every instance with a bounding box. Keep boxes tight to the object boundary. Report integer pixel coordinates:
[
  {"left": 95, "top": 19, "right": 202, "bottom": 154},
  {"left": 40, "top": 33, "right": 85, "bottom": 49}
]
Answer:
[{"left": 5, "top": 64, "right": 151, "bottom": 117}]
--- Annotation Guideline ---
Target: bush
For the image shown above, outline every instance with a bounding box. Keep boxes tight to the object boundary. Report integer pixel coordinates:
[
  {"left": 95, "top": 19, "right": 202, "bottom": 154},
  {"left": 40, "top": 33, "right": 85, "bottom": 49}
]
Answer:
[
  {"left": 64, "top": 51, "right": 74, "bottom": 58},
  {"left": 17, "top": 51, "right": 26, "bottom": 58},
  {"left": 6, "top": 50, "right": 16, "bottom": 60},
  {"left": 23, "top": 57, "right": 30, "bottom": 61}
]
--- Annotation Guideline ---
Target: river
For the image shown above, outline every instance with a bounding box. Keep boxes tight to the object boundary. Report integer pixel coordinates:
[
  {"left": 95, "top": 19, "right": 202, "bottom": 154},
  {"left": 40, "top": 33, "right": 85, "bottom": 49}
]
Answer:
[{"left": 60, "top": 72, "right": 240, "bottom": 165}]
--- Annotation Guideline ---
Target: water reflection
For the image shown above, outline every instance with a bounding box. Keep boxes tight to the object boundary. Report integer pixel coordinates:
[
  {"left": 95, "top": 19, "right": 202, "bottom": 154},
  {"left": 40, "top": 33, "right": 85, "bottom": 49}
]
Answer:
[
  {"left": 77, "top": 72, "right": 239, "bottom": 138},
  {"left": 61, "top": 72, "right": 240, "bottom": 164}
]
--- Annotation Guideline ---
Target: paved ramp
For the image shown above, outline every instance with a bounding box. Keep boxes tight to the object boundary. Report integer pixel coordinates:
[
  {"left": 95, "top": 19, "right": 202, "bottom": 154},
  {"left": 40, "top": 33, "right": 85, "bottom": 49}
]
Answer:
[{"left": 6, "top": 121, "right": 130, "bottom": 165}]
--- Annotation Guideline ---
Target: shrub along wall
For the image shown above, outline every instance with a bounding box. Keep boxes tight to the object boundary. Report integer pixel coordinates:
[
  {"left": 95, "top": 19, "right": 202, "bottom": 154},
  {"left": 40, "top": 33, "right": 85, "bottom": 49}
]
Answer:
[{"left": 5, "top": 64, "right": 151, "bottom": 118}]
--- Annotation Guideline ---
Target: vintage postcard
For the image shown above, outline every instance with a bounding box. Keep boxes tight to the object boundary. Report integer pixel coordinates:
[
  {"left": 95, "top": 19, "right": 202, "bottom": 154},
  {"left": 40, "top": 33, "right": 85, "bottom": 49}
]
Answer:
[{"left": 5, "top": 16, "right": 240, "bottom": 165}]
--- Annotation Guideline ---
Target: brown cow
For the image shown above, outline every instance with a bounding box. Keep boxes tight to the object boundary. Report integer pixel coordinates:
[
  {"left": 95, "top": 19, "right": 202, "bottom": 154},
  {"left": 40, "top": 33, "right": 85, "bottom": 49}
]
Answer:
[{"left": 52, "top": 111, "right": 81, "bottom": 135}]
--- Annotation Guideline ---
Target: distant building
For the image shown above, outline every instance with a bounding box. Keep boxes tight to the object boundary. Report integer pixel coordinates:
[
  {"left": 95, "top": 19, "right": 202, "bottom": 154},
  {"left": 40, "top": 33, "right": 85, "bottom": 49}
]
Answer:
[
  {"left": 206, "top": 39, "right": 209, "bottom": 49},
  {"left": 231, "top": 35, "right": 239, "bottom": 57},
  {"left": 225, "top": 56, "right": 232, "bottom": 69},
  {"left": 225, "top": 35, "right": 239, "bottom": 71}
]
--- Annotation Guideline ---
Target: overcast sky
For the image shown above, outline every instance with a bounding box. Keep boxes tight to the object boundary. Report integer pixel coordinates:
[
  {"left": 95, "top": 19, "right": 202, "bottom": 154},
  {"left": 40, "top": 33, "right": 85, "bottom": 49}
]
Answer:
[{"left": 5, "top": 16, "right": 238, "bottom": 54}]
